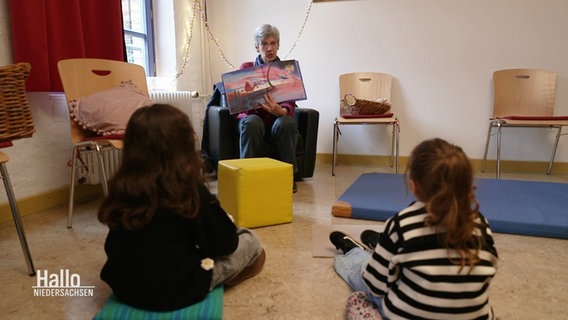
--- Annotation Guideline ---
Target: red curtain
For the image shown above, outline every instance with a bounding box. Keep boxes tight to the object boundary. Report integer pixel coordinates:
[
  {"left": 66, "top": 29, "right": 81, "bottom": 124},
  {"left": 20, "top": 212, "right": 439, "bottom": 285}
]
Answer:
[{"left": 9, "top": 0, "right": 125, "bottom": 92}]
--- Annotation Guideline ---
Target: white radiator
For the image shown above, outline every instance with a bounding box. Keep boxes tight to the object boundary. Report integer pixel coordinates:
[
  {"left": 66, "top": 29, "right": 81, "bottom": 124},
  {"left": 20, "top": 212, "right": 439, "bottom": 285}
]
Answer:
[
  {"left": 78, "top": 91, "right": 202, "bottom": 185},
  {"left": 150, "top": 91, "right": 202, "bottom": 141},
  {"left": 77, "top": 149, "right": 122, "bottom": 185}
]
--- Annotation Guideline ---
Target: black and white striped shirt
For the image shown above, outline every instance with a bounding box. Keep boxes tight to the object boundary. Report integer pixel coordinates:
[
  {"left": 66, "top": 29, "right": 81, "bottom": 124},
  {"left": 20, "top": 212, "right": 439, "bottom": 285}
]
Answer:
[{"left": 363, "top": 201, "right": 498, "bottom": 320}]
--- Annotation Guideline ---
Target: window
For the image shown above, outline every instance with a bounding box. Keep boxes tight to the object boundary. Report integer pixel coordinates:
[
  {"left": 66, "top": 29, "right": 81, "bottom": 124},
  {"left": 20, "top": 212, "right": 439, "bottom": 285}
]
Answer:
[{"left": 122, "top": 0, "right": 155, "bottom": 76}]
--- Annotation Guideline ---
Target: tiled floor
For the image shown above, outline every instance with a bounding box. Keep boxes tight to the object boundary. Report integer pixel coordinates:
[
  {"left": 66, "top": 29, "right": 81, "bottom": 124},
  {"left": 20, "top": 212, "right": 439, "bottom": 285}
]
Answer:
[{"left": 1, "top": 162, "right": 568, "bottom": 319}]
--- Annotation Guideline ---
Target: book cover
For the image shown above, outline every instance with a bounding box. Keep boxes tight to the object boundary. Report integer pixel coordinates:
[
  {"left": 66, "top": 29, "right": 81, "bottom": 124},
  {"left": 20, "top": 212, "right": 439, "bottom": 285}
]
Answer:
[{"left": 221, "top": 60, "right": 307, "bottom": 114}]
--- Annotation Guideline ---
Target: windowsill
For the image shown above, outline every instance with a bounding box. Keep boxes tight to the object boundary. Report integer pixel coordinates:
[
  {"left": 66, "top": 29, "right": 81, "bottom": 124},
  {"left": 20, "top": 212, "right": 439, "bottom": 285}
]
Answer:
[{"left": 146, "top": 76, "right": 177, "bottom": 92}]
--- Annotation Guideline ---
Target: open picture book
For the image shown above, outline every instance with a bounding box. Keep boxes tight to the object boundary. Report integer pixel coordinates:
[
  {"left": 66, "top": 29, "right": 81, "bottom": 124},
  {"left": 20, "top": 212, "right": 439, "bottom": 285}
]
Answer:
[{"left": 221, "top": 60, "right": 307, "bottom": 114}]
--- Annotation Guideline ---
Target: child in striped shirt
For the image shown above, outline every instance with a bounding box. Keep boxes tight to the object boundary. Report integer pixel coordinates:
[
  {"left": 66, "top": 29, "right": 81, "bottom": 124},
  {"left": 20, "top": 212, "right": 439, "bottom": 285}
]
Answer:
[{"left": 330, "top": 138, "right": 499, "bottom": 320}]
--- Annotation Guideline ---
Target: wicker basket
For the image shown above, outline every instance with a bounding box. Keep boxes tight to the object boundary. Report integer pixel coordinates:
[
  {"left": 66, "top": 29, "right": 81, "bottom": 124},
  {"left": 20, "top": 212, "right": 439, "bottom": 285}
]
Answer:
[
  {"left": 342, "top": 93, "right": 391, "bottom": 115},
  {"left": 0, "top": 63, "right": 35, "bottom": 142}
]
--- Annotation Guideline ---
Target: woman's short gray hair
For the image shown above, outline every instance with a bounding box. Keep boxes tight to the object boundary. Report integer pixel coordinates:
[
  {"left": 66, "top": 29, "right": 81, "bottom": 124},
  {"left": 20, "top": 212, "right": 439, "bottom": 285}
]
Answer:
[{"left": 254, "top": 24, "right": 280, "bottom": 45}]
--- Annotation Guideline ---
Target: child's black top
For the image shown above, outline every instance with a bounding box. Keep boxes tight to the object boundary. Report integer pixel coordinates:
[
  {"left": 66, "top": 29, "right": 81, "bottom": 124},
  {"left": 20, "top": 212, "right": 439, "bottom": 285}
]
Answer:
[{"left": 100, "top": 183, "right": 238, "bottom": 311}]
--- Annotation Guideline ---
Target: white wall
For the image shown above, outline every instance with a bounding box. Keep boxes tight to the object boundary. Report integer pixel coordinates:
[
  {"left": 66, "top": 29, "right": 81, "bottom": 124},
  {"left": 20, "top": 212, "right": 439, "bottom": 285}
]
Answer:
[
  {"left": 204, "top": 0, "right": 568, "bottom": 161},
  {"left": 153, "top": 0, "right": 211, "bottom": 94},
  {"left": 0, "top": 0, "right": 567, "bottom": 203}
]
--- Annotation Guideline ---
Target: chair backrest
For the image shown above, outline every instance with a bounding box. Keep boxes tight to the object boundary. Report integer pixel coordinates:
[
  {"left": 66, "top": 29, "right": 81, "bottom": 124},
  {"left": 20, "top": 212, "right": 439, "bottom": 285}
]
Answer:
[
  {"left": 339, "top": 72, "right": 393, "bottom": 116},
  {"left": 57, "top": 58, "right": 149, "bottom": 143},
  {"left": 492, "top": 68, "right": 557, "bottom": 117}
]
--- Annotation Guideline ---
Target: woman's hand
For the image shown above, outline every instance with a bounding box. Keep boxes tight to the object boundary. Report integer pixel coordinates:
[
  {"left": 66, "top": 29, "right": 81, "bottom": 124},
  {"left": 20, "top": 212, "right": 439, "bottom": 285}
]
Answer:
[{"left": 259, "top": 93, "right": 287, "bottom": 117}]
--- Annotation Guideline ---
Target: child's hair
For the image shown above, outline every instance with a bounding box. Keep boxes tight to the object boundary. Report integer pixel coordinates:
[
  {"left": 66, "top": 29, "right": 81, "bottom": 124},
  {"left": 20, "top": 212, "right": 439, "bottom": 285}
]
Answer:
[
  {"left": 98, "top": 104, "right": 203, "bottom": 230},
  {"left": 406, "top": 138, "right": 484, "bottom": 272}
]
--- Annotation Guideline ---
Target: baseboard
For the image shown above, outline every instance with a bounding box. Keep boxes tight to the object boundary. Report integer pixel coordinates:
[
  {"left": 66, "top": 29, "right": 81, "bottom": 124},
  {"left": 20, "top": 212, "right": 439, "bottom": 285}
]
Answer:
[
  {"left": 317, "top": 153, "right": 568, "bottom": 174},
  {"left": 0, "top": 185, "right": 103, "bottom": 225},
  {"left": 317, "top": 154, "right": 409, "bottom": 168}
]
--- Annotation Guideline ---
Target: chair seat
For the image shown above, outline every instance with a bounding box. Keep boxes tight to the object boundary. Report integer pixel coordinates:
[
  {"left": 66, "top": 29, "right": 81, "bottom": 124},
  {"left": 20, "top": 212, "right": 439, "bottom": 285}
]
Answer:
[
  {"left": 335, "top": 115, "right": 397, "bottom": 124},
  {"left": 495, "top": 115, "right": 568, "bottom": 121},
  {"left": 79, "top": 136, "right": 124, "bottom": 149},
  {"left": 340, "top": 113, "right": 393, "bottom": 119},
  {"left": 0, "top": 150, "right": 8, "bottom": 163},
  {"left": 491, "top": 117, "right": 568, "bottom": 127}
]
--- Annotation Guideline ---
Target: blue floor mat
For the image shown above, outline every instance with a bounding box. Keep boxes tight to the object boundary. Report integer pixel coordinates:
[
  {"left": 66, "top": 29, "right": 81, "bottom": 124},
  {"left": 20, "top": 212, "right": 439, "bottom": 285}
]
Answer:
[{"left": 331, "top": 173, "right": 568, "bottom": 239}]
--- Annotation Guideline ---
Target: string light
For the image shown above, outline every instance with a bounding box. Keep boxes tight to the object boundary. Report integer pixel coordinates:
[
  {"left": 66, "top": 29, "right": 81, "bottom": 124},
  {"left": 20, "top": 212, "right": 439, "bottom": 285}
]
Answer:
[
  {"left": 201, "top": 4, "right": 236, "bottom": 70},
  {"left": 175, "top": 0, "right": 313, "bottom": 79},
  {"left": 174, "top": 0, "right": 199, "bottom": 79},
  {"left": 284, "top": 0, "right": 313, "bottom": 60}
]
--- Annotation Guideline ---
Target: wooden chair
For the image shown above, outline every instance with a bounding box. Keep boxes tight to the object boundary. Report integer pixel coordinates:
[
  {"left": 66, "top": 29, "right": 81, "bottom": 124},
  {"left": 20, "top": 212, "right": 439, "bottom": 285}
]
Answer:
[
  {"left": 0, "top": 62, "right": 36, "bottom": 275},
  {"left": 332, "top": 72, "right": 399, "bottom": 176},
  {"left": 481, "top": 69, "right": 568, "bottom": 179},
  {"left": 57, "top": 58, "right": 149, "bottom": 227}
]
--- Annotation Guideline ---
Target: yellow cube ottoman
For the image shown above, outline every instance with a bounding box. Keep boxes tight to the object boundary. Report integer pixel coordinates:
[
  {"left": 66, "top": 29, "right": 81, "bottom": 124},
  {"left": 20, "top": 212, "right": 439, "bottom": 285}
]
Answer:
[{"left": 217, "top": 158, "right": 293, "bottom": 228}]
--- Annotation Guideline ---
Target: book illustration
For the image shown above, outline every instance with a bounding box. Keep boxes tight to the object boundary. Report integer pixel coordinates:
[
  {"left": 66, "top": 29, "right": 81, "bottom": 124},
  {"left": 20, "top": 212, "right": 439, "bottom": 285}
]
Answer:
[{"left": 222, "top": 60, "right": 307, "bottom": 114}]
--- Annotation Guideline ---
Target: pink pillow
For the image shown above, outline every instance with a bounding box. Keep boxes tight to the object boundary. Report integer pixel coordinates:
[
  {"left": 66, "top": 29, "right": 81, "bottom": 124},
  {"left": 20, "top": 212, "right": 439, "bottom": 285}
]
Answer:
[{"left": 69, "top": 81, "right": 152, "bottom": 136}]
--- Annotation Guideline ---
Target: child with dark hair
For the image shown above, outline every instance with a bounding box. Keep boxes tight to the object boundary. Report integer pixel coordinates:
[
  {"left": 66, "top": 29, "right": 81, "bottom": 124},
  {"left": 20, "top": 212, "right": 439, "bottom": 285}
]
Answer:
[
  {"left": 98, "top": 104, "right": 265, "bottom": 311},
  {"left": 330, "top": 138, "right": 499, "bottom": 320}
]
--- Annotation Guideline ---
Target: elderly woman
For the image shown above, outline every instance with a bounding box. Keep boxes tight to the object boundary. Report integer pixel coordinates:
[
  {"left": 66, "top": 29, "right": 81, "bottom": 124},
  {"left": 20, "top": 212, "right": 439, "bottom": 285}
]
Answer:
[{"left": 233, "top": 24, "right": 300, "bottom": 193}]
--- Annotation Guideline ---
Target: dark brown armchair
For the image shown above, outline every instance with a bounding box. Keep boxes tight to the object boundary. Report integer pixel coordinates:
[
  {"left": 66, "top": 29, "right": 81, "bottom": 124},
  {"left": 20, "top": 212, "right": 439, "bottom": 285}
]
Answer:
[{"left": 202, "top": 82, "right": 319, "bottom": 179}]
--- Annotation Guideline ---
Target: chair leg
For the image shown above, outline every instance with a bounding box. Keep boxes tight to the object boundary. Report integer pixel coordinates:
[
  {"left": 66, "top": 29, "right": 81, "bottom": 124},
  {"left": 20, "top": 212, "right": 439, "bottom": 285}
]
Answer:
[
  {"left": 389, "top": 121, "right": 400, "bottom": 173},
  {"left": 547, "top": 126, "right": 563, "bottom": 175},
  {"left": 95, "top": 144, "right": 109, "bottom": 197},
  {"left": 481, "top": 124, "right": 494, "bottom": 173},
  {"left": 389, "top": 123, "right": 395, "bottom": 168},
  {"left": 496, "top": 123, "right": 502, "bottom": 179},
  {"left": 68, "top": 144, "right": 111, "bottom": 228},
  {"left": 332, "top": 120, "right": 340, "bottom": 176},
  {"left": 394, "top": 121, "right": 400, "bottom": 174},
  {"left": 0, "top": 163, "right": 36, "bottom": 276},
  {"left": 67, "top": 145, "right": 82, "bottom": 228}
]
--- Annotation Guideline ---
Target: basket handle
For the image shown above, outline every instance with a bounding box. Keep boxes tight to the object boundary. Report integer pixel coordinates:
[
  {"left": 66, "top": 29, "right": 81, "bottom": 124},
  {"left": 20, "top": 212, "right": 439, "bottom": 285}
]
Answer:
[{"left": 343, "top": 93, "right": 357, "bottom": 106}]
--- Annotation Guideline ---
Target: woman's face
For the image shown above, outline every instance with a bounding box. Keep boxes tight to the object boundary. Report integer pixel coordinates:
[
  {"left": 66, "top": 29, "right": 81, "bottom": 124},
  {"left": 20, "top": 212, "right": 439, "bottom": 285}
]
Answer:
[{"left": 256, "top": 35, "right": 279, "bottom": 63}]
